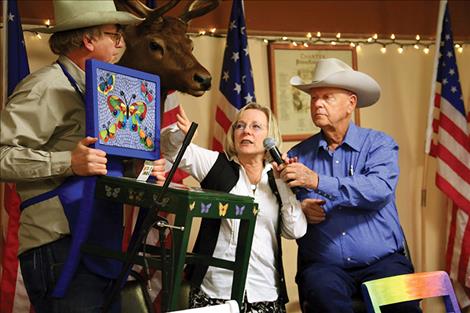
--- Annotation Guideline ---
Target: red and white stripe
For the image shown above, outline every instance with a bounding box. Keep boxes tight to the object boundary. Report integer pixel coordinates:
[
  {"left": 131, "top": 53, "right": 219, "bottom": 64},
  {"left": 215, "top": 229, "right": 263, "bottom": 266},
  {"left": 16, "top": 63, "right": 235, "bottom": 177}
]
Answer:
[
  {"left": 0, "top": 184, "right": 32, "bottom": 313},
  {"left": 427, "top": 73, "right": 470, "bottom": 310},
  {"left": 212, "top": 98, "right": 239, "bottom": 152},
  {"left": 433, "top": 92, "right": 470, "bottom": 211},
  {"left": 431, "top": 93, "right": 470, "bottom": 307},
  {"left": 434, "top": 91, "right": 470, "bottom": 306},
  {"left": 425, "top": 2, "right": 470, "bottom": 307}
]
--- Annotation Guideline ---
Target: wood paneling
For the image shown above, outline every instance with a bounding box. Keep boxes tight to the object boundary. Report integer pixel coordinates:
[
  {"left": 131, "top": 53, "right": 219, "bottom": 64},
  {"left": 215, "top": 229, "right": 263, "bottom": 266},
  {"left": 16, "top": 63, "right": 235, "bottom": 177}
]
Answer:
[{"left": 3, "top": 0, "right": 470, "bottom": 40}]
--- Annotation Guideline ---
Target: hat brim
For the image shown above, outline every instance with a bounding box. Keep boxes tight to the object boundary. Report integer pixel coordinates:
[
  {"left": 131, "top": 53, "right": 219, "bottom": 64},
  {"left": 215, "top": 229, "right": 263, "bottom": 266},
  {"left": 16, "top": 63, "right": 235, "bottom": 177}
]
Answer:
[
  {"left": 290, "top": 70, "right": 381, "bottom": 108},
  {"left": 30, "top": 11, "right": 143, "bottom": 33}
]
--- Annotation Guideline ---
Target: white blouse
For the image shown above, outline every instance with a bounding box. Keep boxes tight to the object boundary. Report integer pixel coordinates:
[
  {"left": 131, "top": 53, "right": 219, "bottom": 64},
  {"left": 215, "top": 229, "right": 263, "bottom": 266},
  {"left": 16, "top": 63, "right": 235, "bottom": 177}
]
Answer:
[{"left": 161, "top": 127, "right": 307, "bottom": 303}]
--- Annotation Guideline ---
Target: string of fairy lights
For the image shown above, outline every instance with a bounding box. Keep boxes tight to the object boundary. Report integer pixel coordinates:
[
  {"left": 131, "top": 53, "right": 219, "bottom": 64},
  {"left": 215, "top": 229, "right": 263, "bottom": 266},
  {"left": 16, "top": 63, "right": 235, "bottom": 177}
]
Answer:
[
  {"left": 28, "top": 20, "right": 468, "bottom": 55},
  {"left": 191, "top": 29, "right": 468, "bottom": 55}
]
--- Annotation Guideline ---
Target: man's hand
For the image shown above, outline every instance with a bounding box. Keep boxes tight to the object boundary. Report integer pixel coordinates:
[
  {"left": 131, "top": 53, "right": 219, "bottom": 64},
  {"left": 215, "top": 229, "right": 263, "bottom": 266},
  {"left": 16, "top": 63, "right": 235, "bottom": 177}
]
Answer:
[
  {"left": 280, "top": 162, "right": 319, "bottom": 190},
  {"left": 71, "top": 137, "right": 107, "bottom": 176},
  {"left": 151, "top": 158, "right": 167, "bottom": 183},
  {"left": 301, "top": 198, "right": 326, "bottom": 224}
]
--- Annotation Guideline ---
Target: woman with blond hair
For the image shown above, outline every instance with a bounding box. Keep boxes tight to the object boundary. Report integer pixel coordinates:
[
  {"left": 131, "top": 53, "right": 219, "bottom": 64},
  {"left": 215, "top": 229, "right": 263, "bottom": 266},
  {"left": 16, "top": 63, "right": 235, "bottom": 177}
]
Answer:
[{"left": 159, "top": 103, "right": 307, "bottom": 313}]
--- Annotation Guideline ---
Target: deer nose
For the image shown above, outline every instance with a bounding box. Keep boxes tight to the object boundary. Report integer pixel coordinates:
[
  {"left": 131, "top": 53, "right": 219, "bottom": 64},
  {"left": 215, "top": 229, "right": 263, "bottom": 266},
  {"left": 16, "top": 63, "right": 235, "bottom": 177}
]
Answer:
[{"left": 194, "top": 74, "right": 212, "bottom": 90}]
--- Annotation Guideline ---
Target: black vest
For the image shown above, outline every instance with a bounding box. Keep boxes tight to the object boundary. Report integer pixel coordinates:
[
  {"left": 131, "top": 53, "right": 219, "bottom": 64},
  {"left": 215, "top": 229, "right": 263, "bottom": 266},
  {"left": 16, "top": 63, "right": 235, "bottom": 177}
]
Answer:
[{"left": 186, "top": 153, "right": 289, "bottom": 303}]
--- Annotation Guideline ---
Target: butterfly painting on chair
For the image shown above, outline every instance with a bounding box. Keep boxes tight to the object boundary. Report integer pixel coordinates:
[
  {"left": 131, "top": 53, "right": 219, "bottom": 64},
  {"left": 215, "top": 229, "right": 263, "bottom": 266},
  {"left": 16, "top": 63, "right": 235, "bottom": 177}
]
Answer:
[{"left": 200, "top": 203, "right": 212, "bottom": 214}]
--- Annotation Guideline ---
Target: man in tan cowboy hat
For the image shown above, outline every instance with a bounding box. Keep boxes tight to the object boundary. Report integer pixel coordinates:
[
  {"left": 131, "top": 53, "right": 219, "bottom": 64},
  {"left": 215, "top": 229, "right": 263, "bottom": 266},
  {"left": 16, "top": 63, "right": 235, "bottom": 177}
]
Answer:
[
  {"left": 0, "top": 1, "right": 164, "bottom": 312},
  {"left": 277, "top": 58, "right": 421, "bottom": 313}
]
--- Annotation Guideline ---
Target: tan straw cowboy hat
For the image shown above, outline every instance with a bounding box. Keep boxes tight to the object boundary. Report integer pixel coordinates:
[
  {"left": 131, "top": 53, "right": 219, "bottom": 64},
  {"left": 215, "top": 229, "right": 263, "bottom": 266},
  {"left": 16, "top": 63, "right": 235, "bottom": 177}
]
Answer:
[
  {"left": 31, "top": 0, "right": 142, "bottom": 33},
  {"left": 290, "top": 58, "right": 381, "bottom": 108}
]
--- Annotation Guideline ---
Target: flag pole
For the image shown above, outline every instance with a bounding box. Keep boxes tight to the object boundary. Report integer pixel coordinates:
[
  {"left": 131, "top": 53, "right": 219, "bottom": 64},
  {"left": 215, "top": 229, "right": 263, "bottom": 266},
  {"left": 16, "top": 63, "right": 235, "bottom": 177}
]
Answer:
[
  {"left": 424, "top": 0, "right": 447, "bottom": 155},
  {"left": 420, "top": 0, "right": 447, "bottom": 273}
]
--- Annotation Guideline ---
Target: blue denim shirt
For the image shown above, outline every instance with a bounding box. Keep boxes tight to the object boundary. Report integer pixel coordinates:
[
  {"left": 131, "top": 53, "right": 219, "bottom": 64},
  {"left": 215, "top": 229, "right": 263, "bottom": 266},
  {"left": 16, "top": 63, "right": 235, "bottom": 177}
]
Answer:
[{"left": 288, "top": 122, "right": 404, "bottom": 269}]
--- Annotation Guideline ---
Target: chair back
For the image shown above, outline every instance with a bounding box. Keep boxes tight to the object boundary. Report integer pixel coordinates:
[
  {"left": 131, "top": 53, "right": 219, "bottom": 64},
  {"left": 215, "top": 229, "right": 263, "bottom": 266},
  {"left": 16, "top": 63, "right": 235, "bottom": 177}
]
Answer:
[{"left": 361, "top": 271, "right": 461, "bottom": 313}]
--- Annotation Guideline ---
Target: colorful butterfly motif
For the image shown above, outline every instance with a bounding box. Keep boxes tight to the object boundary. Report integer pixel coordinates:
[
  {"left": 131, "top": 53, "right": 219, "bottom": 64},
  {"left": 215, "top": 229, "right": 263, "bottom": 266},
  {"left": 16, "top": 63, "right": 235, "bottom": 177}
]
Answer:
[
  {"left": 252, "top": 205, "right": 259, "bottom": 216},
  {"left": 99, "top": 120, "right": 117, "bottom": 143},
  {"left": 200, "top": 202, "right": 211, "bottom": 213},
  {"left": 235, "top": 205, "right": 245, "bottom": 216},
  {"left": 141, "top": 81, "right": 154, "bottom": 104},
  {"left": 105, "top": 185, "right": 120, "bottom": 198},
  {"left": 138, "top": 126, "right": 154, "bottom": 150},
  {"left": 98, "top": 73, "right": 115, "bottom": 95},
  {"left": 128, "top": 189, "right": 145, "bottom": 202},
  {"left": 189, "top": 201, "right": 196, "bottom": 211},
  {"left": 107, "top": 90, "right": 147, "bottom": 132},
  {"left": 218, "top": 203, "right": 228, "bottom": 217}
]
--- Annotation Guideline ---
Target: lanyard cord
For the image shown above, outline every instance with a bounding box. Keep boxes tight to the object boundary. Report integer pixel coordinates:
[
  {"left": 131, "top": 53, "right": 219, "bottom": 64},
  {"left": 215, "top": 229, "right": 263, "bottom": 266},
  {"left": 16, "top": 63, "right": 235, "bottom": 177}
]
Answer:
[{"left": 57, "top": 61, "right": 85, "bottom": 103}]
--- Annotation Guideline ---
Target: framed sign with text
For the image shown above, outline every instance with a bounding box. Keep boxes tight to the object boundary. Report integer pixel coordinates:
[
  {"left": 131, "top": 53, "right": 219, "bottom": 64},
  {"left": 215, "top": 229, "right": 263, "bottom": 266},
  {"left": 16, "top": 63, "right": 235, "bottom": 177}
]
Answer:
[{"left": 268, "top": 44, "right": 358, "bottom": 141}]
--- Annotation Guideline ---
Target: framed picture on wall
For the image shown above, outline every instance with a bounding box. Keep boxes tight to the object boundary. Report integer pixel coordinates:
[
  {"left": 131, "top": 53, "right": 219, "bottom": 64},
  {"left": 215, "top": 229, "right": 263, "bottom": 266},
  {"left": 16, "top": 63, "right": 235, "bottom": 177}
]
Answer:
[
  {"left": 85, "top": 59, "right": 161, "bottom": 160},
  {"left": 268, "top": 44, "right": 358, "bottom": 141}
]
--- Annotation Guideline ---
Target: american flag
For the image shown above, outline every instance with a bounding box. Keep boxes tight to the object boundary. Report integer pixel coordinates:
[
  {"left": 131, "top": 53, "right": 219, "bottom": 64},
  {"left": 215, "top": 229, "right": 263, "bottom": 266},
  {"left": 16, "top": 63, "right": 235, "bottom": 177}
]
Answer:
[
  {"left": 212, "top": 0, "right": 255, "bottom": 151},
  {"left": 425, "top": 2, "right": 470, "bottom": 307},
  {"left": 1, "top": 1, "right": 31, "bottom": 313}
]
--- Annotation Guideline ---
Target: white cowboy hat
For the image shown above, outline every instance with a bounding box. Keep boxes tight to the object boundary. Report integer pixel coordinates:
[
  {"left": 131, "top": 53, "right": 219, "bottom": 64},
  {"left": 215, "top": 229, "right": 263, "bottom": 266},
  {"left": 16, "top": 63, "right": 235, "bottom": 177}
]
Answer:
[
  {"left": 290, "top": 58, "right": 381, "bottom": 108},
  {"left": 31, "top": 0, "right": 142, "bottom": 33}
]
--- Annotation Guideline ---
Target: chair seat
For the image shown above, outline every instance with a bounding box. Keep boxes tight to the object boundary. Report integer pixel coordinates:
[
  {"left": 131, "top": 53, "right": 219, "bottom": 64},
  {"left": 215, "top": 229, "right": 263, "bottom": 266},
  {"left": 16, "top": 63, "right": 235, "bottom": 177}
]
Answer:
[{"left": 121, "top": 273, "right": 154, "bottom": 313}]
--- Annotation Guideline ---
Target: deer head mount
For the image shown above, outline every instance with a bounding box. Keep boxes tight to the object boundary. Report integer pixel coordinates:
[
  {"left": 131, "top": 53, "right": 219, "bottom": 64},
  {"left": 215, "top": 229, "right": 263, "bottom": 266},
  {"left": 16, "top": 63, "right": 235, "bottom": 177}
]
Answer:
[{"left": 115, "top": 0, "right": 219, "bottom": 100}]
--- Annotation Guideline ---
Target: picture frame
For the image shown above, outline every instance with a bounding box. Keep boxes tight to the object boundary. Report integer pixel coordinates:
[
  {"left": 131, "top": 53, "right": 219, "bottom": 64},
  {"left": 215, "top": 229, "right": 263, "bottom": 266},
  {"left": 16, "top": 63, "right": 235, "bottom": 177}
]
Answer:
[
  {"left": 85, "top": 59, "right": 161, "bottom": 160},
  {"left": 268, "top": 44, "right": 359, "bottom": 141}
]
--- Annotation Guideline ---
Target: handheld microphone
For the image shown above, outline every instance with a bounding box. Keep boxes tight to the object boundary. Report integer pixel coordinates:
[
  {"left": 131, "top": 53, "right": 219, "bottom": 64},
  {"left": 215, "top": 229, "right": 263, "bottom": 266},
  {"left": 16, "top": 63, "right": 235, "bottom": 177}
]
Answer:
[
  {"left": 263, "top": 137, "right": 306, "bottom": 195},
  {"left": 263, "top": 137, "right": 284, "bottom": 165}
]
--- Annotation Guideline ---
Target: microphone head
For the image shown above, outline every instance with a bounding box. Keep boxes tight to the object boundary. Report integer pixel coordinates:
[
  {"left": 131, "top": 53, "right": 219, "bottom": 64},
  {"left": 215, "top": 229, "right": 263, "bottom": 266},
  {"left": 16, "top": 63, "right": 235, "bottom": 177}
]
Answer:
[{"left": 263, "top": 137, "right": 277, "bottom": 150}]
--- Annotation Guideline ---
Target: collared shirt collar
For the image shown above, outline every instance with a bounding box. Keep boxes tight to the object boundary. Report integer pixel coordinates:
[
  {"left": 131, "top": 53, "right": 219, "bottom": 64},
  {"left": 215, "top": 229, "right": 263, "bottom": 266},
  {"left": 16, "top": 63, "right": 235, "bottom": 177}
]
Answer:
[
  {"left": 318, "top": 122, "right": 362, "bottom": 152},
  {"left": 57, "top": 55, "right": 86, "bottom": 94}
]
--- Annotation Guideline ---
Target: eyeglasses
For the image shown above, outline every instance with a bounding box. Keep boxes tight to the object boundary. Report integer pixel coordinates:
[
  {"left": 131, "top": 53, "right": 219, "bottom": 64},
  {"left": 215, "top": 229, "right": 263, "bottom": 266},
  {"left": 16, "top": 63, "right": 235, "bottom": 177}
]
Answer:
[
  {"left": 233, "top": 122, "right": 266, "bottom": 133},
  {"left": 102, "top": 31, "right": 123, "bottom": 46}
]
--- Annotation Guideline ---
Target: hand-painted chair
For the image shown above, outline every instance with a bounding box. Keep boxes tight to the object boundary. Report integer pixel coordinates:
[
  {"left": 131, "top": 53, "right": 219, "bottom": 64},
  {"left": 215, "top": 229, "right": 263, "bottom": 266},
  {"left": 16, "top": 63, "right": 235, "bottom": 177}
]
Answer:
[
  {"left": 301, "top": 227, "right": 412, "bottom": 313},
  {"left": 361, "top": 271, "right": 461, "bottom": 313},
  {"left": 121, "top": 270, "right": 155, "bottom": 313}
]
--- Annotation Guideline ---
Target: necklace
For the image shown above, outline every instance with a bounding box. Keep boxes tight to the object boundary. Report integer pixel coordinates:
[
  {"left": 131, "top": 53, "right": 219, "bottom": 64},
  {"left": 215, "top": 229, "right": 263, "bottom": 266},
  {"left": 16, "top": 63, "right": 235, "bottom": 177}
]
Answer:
[{"left": 250, "top": 184, "right": 257, "bottom": 195}]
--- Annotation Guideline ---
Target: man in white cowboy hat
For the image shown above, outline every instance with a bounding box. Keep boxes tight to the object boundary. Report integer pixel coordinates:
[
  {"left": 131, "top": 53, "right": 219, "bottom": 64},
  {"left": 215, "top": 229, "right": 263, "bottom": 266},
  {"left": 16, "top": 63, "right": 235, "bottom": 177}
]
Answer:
[
  {"left": 277, "top": 58, "right": 421, "bottom": 313},
  {"left": 0, "top": 1, "right": 164, "bottom": 312}
]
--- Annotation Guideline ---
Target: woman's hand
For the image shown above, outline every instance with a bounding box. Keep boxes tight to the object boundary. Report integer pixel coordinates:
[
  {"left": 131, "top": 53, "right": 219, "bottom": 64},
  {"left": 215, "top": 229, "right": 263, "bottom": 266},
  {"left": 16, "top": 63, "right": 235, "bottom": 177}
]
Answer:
[
  {"left": 271, "top": 153, "right": 298, "bottom": 178},
  {"left": 151, "top": 158, "right": 167, "bottom": 183},
  {"left": 176, "top": 106, "right": 192, "bottom": 135}
]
